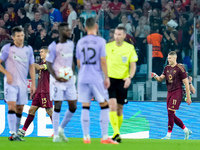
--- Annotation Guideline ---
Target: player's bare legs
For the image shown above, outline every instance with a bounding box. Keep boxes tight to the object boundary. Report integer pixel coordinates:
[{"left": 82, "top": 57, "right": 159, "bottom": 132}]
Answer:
[
  {"left": 18, "top": 106, "right": 39, "bottom": 137},
  {"left": 58, "top": 100, "right": 77, "bottom": 142},
  {"left": 109, "top": 98, "right": 120, "bottom": 141},
  {"left": 46, "top": 108, "right": 53, "bottom": 120}
]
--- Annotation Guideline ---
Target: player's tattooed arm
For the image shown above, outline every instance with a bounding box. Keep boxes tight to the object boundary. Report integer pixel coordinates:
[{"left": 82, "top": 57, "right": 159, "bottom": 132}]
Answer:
[
  {"left": 151, "top": 72, "right": 165, "bottom": 82},
  {"left": 0, "top": 59, "right": 13, "bottom": 84},
  {"left": 34, "top": 63, "right": 46, "bottom": 70},
  {"left": 46, "top": 61, "right": 67, "bottom": 82}
]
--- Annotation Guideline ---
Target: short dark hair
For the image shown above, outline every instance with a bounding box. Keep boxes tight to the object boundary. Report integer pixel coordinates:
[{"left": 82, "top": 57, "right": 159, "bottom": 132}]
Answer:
[
  {"left": 40, "top": 46, "right": 48, "bottom": 51},
  {"left": 171, "top": 30, "right": 178, "bottom": 39},
  {"left": 51, "top": 29, "right": 59, "bottom": 35},
  {"left": 19, "top": 8, "right": 26, "bottom": 16},
  {"left": 7, "top": 4, "right": 14, "bottom": 8},
  {"left": 58, "top": 22, "right": 69, "bottom": 30},
  {"left": 11, "top": 26, "right": 24, "bottom": 36},
  {"left": 168, "top": 51, "right": 177, "bottom": 56},
  {"left": 69, "top": 2, "right": 77, "bottom": 10},
  {"left": 115, "top": 26, "right": 127, "bottom": 33},
  {"left": 34, "top": 11, "right": 40, "bottom": 14},
  {"left": 182, "top": 14, "right": 189, "bottom": 21},
  {"left": 86, "top": 17, "right": 95, "bottom": 28}
]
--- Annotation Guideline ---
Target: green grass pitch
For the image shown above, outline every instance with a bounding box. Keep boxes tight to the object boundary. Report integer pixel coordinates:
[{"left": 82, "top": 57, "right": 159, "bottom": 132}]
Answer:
[{"left": 0, "top": 137, "right": 200, "bottom": 150}]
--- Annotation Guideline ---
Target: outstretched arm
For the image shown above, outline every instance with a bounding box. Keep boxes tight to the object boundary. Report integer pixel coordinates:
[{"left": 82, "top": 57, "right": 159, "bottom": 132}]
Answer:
[{"left": 151, "top": 72, "right": 165, "bottom": 82}]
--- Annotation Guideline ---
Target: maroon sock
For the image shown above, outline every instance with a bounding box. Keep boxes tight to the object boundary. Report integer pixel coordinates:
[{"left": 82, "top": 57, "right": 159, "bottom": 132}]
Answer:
[
  {"left": 174, "top": 115, "right": 185, "bottom": 129},
  {"left": 22, "top": 114, "right": 35, "bottom": 131},
  {"left": 168, "top": 110, "right": 175, "bottom": 133}
]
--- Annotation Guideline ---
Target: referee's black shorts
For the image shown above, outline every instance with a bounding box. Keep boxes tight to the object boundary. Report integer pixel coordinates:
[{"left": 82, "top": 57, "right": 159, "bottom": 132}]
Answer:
[{"left": 108, "top": 78, "right": 128, "bottom": 105}]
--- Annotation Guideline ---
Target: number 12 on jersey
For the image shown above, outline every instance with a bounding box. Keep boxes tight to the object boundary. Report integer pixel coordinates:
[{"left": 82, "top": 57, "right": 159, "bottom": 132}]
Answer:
[{"left": 81, "top": 48, "right": 96, "bottom": 65}]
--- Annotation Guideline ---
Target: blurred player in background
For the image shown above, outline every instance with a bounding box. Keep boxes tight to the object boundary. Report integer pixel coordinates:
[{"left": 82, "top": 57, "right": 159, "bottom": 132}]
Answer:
[
  {"left": 46, "top": 22, "right": 77, "bottom": 142},
  {"left": 106, "top": 26, "right": 138, "bottom": 142},
  {"left": 182, "top": 73, "right": 195, "bottom": 101},
  {"left": 18, "top": 46, "right": 52, "bottom": 137},
  {"left": 0, "top": 26, "right": 35, "bottom": 141},
  {"left": 76, "top": 17, "right": 118, "bottom": 144},
  {"left": 152, "top": 51, "right": 192, "bottom": 140}
]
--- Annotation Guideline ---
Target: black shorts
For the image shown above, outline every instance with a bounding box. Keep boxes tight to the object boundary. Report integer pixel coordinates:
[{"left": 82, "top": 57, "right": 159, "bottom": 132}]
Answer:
[{"left": 108, "top": 78, "right": 128, "bottom": 105}]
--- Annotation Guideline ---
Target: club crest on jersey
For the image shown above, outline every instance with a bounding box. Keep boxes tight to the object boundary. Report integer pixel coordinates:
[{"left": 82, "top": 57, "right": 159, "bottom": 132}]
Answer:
[{"left": 122, "top": 56, "right": 127, "bottom": 63}]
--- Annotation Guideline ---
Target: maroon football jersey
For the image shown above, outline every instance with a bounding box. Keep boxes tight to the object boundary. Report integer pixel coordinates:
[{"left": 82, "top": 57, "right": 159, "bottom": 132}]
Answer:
[
  {"left": 162, "top": 64, "right": 187, "bottom": 92},
  {"left": 35, "top": 61, "right": 49, "bottom": 93}
]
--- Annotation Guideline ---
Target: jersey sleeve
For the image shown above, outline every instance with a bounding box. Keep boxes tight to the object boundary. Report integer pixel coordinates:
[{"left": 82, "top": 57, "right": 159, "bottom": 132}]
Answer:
[
  {"left": 46, "top": 42, "right": 56, "bottom": 63},
  {"left": 0, "top": 44, "right": 10, "bottom": 61},
  {"left": 162, "top": 66, "right": 167, "bottom": 76},
  {"left": 28, "top": 46, "right": 34, "bottom": 65},
  {"left": 130, "top": 46, "right": 138, "bottom": 62},
  {"left": 178, "top": 65, "right": 187, "bottom": 80},
  {"left": 100, "top": 39, "right": 106, "bottom": 57}
]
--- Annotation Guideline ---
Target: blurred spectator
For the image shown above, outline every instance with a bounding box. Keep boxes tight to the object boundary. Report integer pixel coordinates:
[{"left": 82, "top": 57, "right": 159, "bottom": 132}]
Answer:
[
  {"left": 73, "top": 17, "right": 86, "bottom": 44},
  {"left": 125, "top": 0, "right": 135, "bottom": 13},
  {"left": 142, "top": 2, "right": 152, "bottom": 17},
  {"left": 190, "top": 0, "right": 200, "bottom": 17},
  {"left": 43, "top": 1, "right": 63, "bottom": 26},
  {"left": 38, "top": 5, "right": 49, "bottom": 29},
  {"left": 108, "top": 0, "right": 122, "bottom": 16},
  {"left": 3, "top": 12, "right": 16, "bottom": 33},
  {"left": 31, "top": 11, "right": 44, "bottom": 31},
  {"left": 80, "top": 2, "right": 96, "bottom": 26},
  {"left": 174, "top": 0, "right": 186, "bottom": 13},
  {"left": 118, "top": 15, "right": 134, "bottom": 36},
  {"left": 112, "top": 4, "right": 128, "bottom": 28},
  {"left": 147, "top": 25, "right": 163, "bottom": 75},
  {"left": 4, "top": 0, "right": 25, "bottom": 13},
  {"left": 0, "top": 2, "right": 4, "bottom": 14},
  {"left": 33, "top": 28, "right": 49, "bottom": 51},
  {"left": 97, "top": 0, "right": 114, "bottom": 41},
  {"left": 48, "top": 29, "right": 59, "bottom": 44},
  {"left": 60, "top": 0, "right": 71, "bottom": 22},
  {"left": 132, "top": 10, "right": 142, "bottom": 28},
  {"left": 148, "top": 8, "right": 162, "bottom": 32},
  {"left": 108, "top": 28, "right": 114, "bottom": 42},
  {"left": 91, "top": 0, "right": 101, "bottom": 13},
  {"left": 0, "top": 19, "right": 5, "bottom": 27},
  {"left": 51, "top": 22, "right": 59, "bottom": 31},
  {"left": 7, "top": 4, "right": 18, "bottom": 23},
  {"left": 0, "top": 26, "right": 11, "bottom": 44},
  {"left": 135, "top": 16, "right": 150, "bottom": 65},
  {"left": 68, "top": 2, "right": 77, "bottom": 31},
  {"left": 24, "top": 23, "right": 35, "bottom": 47},
  {"left": 17, "top": 8, "right": 31, "bottom": 27},
  {"left": 24, "top": 0, "right": 39, "bottom": 21},
  {"left": 148, "top": 0, "right": 161, "bottom": 10},
  {"left": 36, "top": 22, "right": 45, "bottom": 36},
  {"left": 161, "top": 0, "right": 177, "bottom": 25}
]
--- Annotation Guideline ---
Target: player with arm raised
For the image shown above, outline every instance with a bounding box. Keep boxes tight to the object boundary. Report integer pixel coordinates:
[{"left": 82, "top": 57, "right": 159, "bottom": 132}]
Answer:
[
  {"left": 152, "top": 51, "right": 192, "bottom": 140},
  {"left": 46, "top": 22, "right": 77, "bottom": 142},
  {"left": 76, "top": 17, "right": 118, "bottom": 144},
  {"left": 18, "top": 47, "right": 52, "bottom": 137},
  {"left": 0, "top": 26, "right": 36, "bottom": 141}
]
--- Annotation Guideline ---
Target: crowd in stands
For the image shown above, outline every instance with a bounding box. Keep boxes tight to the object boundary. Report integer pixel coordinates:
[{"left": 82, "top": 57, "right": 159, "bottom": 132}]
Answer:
[{"left": 0, "top": 0, "right": 200, "bottom": 75}]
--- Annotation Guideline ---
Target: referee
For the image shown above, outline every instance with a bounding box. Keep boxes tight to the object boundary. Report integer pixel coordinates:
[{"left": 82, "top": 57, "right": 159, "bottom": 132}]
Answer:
[{"left": 106, "top": 26, "right": 138, "bottom": 143}]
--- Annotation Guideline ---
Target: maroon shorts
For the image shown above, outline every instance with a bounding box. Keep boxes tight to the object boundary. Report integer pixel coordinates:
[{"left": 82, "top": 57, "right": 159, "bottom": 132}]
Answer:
[
  {"left": 167, "top": 89, "right": 183, "bottom": 110},
  {"left": 32, "top": 93, "right": 52, "bottom": 108}
]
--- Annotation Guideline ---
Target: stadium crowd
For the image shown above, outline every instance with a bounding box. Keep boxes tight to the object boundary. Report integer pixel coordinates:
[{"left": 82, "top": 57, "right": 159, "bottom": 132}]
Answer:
[{"left": 0, "top": 0, "right": 199, "bottom": 74}]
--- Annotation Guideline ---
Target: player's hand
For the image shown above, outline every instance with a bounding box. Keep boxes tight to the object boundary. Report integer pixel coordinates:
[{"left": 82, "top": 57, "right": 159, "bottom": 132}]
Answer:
[
  {"left": 188, "top": 76, "right": 193, "bottom": 83},
  {"left": 123, "top": 78, "right": 131, "bottom": 89},
  {"left": 104, "top": 77, "right": 110, "bottom": 89},
  {"left": 186, "top": 96, "right": 192, "bottom": 105},
  {"left": 30, "top": 84, "right": 36, "bottom": 99},
  {"left": 56, "top": 77, "right": 68, "bottom": 82},
  {"left": 151, "top": 72, "right": 156, "bottom": 78},
  {"left": 6, "top": 73, "right": 13, "bottom": 85},
  {"left": 34, "top": 63, "right": 40, "bottom": 70}
]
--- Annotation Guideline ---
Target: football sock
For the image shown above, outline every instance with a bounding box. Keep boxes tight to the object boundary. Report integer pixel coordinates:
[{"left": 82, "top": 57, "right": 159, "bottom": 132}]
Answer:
[
  {"left": 100, "top": 106, "right": 109, "bottom": 138},
  {"left": 60, "top": 109, "right": 74, "bottom": 129},
  {"left": 174, "top": 115, "right": 185, "bottom": 129},
  {"left": 22, "top": 114, "right": 34, "bottom": 131},
  {"left": 118, "top": 115, "right": 123, "bottom": 130},
  {"left": 7, "top": 110, "right": 16, "bottom": 134},
  {"left": 53, "top": 111, "right": 60, "bottom": 136},
  {"left": 81, "top": 107, "right": 90, "bottom": 136},
  {"left": 109, "top": 111, "right": 120, "bottom": 136},
  {"left": 168, "top": 110, "right": 175, "bottom": 133},
  {"left": 16, "top": 113, "right": 22, "bottom": 133},
  {"left": 183, "top": 127, "right": 189, "bottom": 133}
]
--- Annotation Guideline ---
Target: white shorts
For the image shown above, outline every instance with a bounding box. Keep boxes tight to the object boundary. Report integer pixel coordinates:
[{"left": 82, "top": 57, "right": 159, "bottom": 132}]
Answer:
[
  {"left": 78, "top": 83, "right": 109, "bottom": 103},
  {"left": 4, "top": 83, "right": 28, "bottom": 105},
  {"left": 50, "top": 82, "right": 77, "bottom": 101}
]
